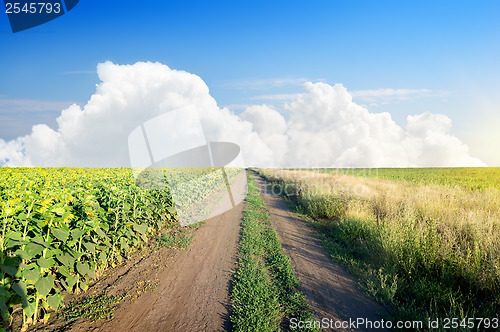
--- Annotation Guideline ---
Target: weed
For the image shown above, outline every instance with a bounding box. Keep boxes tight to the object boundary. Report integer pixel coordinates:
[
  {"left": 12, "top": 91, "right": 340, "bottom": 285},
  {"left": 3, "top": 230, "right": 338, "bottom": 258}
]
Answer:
[
  {"left": 63, "top": 293, "right": 129, "bottom": 324},
  {"left": 155, "top": 229, "right": 193, "bottom": 250}
]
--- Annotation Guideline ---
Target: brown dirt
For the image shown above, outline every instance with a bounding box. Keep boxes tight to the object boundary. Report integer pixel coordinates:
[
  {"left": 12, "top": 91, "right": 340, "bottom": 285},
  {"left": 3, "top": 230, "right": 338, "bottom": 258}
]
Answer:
[
  {"left": 27, "top": 201, "right": 243, "bottom": 332},
  {"left": 254, "top": 173, "right": 390, "bottom": 332},
  {"left": 101, "top": 203, "right": 243, "bottom": 332}
]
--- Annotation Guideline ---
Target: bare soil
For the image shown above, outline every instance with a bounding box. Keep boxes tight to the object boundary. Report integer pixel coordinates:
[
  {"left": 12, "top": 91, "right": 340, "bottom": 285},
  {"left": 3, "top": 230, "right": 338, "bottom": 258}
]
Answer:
[{"left": 254, "top": 174, "right": 390, "bottom": 332}]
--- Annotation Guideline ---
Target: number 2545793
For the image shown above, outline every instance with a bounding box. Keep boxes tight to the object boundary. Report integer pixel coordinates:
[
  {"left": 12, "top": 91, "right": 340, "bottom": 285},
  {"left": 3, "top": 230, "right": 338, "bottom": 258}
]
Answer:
[{"left": 5, "top": 2, "right": 62, "bottom": 14}]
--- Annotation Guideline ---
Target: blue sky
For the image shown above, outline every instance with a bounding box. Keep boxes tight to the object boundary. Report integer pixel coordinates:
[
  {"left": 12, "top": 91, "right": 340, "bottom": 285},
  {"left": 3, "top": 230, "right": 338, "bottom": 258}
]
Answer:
[{"left": 1, "top": 0, "right": 499, "bottom": 165}]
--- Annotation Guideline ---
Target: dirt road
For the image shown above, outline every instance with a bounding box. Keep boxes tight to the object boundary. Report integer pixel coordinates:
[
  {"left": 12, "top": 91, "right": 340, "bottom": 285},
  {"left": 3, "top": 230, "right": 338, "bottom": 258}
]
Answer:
[
  {"left": 97, "top": 202, "right": 243, "bottom": 332},
  {"left": 254, "top": 174, "right": 390, "bottom": 331}
]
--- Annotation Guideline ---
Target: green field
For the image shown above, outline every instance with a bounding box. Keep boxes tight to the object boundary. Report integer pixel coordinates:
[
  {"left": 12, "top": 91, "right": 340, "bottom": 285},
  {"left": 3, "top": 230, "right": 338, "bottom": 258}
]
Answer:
[{"left": 316, "top": 167, "right": 500, "bottom": 191}]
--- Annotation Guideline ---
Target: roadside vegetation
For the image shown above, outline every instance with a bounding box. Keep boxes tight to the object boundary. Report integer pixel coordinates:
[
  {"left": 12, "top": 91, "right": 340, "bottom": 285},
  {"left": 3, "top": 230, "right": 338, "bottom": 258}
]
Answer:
[
  {"left": 231, "top": 172, "right": 318, "bottom": 332},
  {"left": 260, "top": 168, "right": 500, "bottom": 331},
  {"left": 62, "top": 293, "right": 127, "bottom": 324},
  {"left": 154, "top": 226, "right": 196, "bottom": 250}
]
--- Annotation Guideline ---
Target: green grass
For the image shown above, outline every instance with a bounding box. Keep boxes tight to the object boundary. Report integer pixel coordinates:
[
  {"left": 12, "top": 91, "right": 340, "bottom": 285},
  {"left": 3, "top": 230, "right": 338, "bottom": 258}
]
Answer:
[
  {"left": 317, "top": 167, "right": 500, "bottom": 191},
  {"left": 231, "top": 172, "right": 318, "bottom": 332},
  {"left": 63, "top": 293, "right": 129, "bottom": 324},
  {"left": 154, "top": 228, "right": 193, "bottom": 250}
]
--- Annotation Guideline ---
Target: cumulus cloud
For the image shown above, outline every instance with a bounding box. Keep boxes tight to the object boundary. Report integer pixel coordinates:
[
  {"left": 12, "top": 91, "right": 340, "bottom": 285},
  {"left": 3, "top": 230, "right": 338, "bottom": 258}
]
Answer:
[
  {"left": 239, "top": 105, "right": 288, "bottom": 166},
  {"left": 0, "top": 62, "right": 273, "bottom": 167},
  {"left": 0, "top": 61, "right": 485, "bottom": 168},
  {"left": 0, "top": 139, "right": 28, "bottom": 166},
  {"left": 282, "top": 82, "right": 483, "bottom": 167}
]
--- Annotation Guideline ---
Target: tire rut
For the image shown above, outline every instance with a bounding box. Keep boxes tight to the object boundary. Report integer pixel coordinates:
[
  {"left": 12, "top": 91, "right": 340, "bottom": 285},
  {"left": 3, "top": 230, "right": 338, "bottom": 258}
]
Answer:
[{"left": 255, "top": 174, "right": 390, "bottom": 332}]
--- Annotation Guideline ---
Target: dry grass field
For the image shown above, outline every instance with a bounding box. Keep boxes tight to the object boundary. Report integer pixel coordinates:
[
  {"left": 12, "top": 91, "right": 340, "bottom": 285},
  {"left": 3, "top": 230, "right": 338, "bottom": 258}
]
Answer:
[{"left": 260, "top": 168, "right": 500, "bottom": 329}]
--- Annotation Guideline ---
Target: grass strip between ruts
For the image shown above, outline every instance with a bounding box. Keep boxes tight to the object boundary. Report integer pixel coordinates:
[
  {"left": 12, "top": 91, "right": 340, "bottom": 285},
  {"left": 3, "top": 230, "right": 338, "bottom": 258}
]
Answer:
[{"left": 230, "top": 172, "right": 318, "bottom": 332}]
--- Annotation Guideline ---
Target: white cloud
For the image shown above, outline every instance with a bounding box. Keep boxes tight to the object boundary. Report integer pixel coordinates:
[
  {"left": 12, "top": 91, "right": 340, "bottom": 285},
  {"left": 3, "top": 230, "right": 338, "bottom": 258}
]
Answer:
[
  {"left": 239, "top": 105, "right": 288, "bottom": 166},
  {"left": 0, "top": 62, "right": 273, "bottom": 167},
  {"left": 280, "top": 82, "right": 483, "bottom": 167},
  {"left": 0, "top": 62, "right": 486, "bottom": 168},
  {"left": 0, "top": 139, "right": 29, "bottom": 166}
]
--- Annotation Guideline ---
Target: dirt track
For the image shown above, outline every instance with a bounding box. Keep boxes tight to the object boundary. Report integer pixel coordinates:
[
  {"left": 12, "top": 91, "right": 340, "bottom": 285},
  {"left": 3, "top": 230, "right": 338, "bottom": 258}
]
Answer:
[
  {"left": 97, "top": 202, "right": 243, "bottom": 332},
  {"left": 254, "top": 174, "right": 390, "bottom": 331}
]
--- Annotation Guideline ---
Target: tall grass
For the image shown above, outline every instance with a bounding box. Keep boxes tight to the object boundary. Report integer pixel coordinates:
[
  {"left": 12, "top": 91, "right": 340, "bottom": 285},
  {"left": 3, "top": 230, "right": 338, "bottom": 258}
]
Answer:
[{"left": 261, "top": 169, "right": 500, "bottom": 329}]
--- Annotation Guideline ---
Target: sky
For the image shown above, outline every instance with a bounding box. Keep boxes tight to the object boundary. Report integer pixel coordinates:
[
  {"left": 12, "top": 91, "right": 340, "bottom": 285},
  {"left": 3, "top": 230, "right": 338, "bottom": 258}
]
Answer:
[{"left": 0, "top": 0, "right": 499, "bottom": 167}]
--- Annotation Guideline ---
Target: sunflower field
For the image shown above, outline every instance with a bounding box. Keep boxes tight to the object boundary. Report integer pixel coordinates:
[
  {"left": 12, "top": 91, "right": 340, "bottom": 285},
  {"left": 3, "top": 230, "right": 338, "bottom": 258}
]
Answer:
[{"left": 0, "top": 167, "right": 176, "bottom": 328}]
